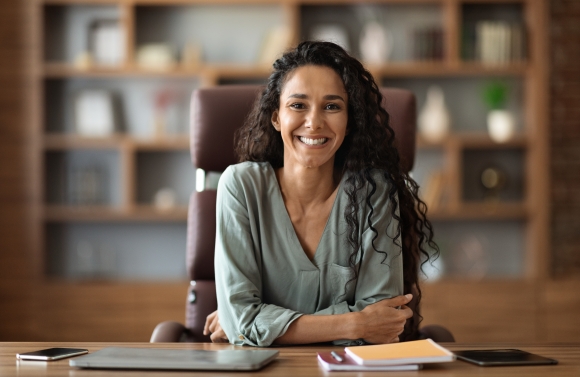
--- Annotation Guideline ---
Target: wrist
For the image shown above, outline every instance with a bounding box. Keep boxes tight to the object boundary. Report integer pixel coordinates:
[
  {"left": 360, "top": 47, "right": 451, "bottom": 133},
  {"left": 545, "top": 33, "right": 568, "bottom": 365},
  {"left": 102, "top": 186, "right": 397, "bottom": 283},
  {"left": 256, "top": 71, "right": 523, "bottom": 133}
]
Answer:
[{"left": 347, "top": 311, "right": 364, "bottom": 340}]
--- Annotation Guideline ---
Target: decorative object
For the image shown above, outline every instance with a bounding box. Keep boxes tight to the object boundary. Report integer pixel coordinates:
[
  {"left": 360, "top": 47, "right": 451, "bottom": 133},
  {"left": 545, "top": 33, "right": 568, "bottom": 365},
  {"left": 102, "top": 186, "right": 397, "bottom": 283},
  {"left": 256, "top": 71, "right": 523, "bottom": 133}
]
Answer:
[
  {"left": 418, "top": 86, "right": 451, "bottom": 143},
  {"left": 483, "top": 81, "right": 515, "bottom": 143},
  {"left": 68, "top": 166, "right": 105, "bottom": 205},
  {"left": 412, "top": 27, "right": 444, "bottom": 61},
  {"left": 90, "top": 19, "right": 125, "bottom": 67},
  {"left": 421, "top": 170, "right": 445, "bottom": 211},
  {"left": 181, "top": 42, "right": 202, "bottom": 69},
  {"left": 258, "top": 26, "right": 291, "bottom": 66},
  {"left": 153, "top": 89, "right": 185, "bottom": 137},
  {"left": 359, "top": 22, "right": 392, "bottom": 64},
  {"left": 136, "top": 44, "right": 176, "bottom": 71},
  {"left": 474, "top": 21, "right": 525, "bottom": 65},
  {"left": 73, "top": 51, "right": 93, "bottom": 70},
  {"left": 480, "top": 165, "right": 507, "bottom": 201},
  {"left": 452, "top": 235, "right": 489, "bottom": 280},
  {"left": 310, "top": 24, "right": 350, "bottom": 52},
  {"left": 74, "top": 89, "right": 116, "bottom": 137},
  {"left": 153, "top": 188, "right": 177, "bottom": 210}
]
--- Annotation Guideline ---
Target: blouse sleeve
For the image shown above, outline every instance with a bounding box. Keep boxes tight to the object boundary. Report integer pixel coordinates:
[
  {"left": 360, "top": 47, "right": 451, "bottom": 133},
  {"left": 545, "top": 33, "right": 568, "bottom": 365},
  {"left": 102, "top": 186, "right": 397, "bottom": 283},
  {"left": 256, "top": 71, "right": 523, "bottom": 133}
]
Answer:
[{"left": 214, "top": 167, "right": 302, "bottom": 347}]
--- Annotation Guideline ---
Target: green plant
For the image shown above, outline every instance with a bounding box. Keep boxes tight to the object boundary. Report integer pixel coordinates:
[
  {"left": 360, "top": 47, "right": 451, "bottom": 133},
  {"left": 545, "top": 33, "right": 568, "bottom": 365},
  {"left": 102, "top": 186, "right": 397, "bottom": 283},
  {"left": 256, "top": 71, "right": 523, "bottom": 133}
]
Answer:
[{"left": 482, "top": 81, "right": 508, "bottom": 110}]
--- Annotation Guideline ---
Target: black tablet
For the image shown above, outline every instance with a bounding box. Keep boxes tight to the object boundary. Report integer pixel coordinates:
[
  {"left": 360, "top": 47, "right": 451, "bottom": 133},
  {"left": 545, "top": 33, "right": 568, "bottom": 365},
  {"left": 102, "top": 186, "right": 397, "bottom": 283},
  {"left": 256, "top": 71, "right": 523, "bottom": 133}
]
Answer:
[{"left": 454, "top": 349, "right": 558, "bottom": 367}]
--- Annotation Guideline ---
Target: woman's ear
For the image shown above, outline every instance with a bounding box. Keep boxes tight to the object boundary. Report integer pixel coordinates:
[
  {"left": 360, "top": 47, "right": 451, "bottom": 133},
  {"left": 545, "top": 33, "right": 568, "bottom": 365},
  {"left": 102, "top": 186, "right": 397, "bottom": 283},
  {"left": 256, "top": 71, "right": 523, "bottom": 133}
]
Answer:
[{"left": 271, "top": 110, "right": 280, "bottom": 131}]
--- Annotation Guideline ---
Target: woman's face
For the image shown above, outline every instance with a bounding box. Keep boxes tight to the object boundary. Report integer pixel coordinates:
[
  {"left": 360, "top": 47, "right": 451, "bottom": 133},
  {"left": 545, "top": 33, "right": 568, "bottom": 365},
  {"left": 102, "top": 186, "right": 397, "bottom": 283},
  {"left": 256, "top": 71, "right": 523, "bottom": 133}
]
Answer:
[{"left": 271, "top": 65, "right": 348, "bottom": 171}]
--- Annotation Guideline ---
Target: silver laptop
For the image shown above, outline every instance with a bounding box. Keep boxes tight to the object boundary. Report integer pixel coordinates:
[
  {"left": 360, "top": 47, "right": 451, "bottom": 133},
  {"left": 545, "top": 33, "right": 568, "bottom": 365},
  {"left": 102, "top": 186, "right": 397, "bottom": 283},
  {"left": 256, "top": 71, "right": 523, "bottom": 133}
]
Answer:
[{"left": 69, "top": 347, "right": 279, "bottom": 371}]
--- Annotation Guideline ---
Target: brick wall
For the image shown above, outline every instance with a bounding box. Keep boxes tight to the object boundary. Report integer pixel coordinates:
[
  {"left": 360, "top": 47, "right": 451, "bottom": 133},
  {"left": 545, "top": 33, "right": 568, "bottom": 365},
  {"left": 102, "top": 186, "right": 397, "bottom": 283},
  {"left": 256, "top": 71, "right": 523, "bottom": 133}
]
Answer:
[{"left": 550, "top": 0, "right": 580, "bottom": 277}]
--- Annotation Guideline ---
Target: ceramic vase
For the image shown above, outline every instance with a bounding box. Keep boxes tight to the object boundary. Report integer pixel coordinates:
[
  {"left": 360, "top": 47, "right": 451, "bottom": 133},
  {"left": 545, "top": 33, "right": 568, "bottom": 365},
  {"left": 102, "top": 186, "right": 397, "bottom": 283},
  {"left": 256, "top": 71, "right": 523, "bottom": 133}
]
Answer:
[
  {"left": 418, "top": 86, "right": 451, "bottom": 143},
  {"left": 487, "top": 110, "right": 515, "bottom": 143},
  {"left": 359, "top": 22, "right": 392, "bottom": 64}
]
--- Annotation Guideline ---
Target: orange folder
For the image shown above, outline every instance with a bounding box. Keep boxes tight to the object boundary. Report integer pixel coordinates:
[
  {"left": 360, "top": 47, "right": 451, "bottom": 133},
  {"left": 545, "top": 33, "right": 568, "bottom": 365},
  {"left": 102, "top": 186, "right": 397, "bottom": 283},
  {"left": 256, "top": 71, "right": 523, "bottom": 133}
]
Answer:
[{"left": 344, "top": 339, "right": 455, "bottom": 366}]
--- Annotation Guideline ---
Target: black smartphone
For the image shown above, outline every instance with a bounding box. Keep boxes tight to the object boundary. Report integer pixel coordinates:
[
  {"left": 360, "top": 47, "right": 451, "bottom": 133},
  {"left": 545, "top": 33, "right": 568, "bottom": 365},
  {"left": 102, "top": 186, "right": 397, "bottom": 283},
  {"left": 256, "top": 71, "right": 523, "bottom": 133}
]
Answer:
[
  {"left": 455, "top": 349, "right": 558, "bottom": 367},
  {"left": 16, "top": 348, "right": 88, "bottom": 361}
]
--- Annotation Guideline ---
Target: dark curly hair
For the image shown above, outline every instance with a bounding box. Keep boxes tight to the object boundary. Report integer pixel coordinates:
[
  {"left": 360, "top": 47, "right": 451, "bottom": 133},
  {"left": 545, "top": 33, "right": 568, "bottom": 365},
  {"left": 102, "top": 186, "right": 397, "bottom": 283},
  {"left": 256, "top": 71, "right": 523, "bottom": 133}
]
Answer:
[{"left": 235, "top": 41, "right": 438, "bottom": 341}]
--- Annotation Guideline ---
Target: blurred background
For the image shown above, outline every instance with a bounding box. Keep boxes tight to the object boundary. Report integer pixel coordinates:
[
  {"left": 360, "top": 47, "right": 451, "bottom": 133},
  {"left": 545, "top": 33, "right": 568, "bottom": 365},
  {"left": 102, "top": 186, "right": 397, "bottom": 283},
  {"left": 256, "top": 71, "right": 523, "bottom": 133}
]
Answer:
[{"left": 1, "top": 0, "right": 578, "bottom": 343}]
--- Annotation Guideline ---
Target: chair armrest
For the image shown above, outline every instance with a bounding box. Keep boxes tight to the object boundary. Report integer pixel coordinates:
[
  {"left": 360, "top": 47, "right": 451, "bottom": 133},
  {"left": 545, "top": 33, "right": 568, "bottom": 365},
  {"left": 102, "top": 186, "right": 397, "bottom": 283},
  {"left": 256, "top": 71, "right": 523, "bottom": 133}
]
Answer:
[
  {"left": 150, "top": 321, "right": 188, "bottom": 343},
  {"left": 419, "top": 325, "right": 455, "bottom": 343}
]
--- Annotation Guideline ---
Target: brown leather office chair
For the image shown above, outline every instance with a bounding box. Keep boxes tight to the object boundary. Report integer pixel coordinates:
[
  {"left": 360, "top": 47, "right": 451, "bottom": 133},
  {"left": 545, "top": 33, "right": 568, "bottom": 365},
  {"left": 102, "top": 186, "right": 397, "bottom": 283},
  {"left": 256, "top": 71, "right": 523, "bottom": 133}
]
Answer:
[{"left": 150, "top": 85, "right": 454, "bottom": 343}]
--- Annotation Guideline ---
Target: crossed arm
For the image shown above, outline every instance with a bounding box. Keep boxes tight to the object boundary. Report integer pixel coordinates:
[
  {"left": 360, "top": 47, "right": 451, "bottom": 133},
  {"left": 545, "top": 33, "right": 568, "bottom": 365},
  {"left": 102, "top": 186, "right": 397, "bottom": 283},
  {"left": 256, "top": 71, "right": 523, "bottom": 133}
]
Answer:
[{"left": 204, "top": 294, "right": 413, "bottom": 345}]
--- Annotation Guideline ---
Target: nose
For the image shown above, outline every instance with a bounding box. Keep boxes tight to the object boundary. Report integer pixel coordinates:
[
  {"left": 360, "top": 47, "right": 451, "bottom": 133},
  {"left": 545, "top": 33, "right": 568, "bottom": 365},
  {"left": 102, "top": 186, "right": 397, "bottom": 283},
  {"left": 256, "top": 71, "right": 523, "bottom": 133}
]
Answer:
[{"left": 305, "top": 108, "right": 323, "bottom": 130}]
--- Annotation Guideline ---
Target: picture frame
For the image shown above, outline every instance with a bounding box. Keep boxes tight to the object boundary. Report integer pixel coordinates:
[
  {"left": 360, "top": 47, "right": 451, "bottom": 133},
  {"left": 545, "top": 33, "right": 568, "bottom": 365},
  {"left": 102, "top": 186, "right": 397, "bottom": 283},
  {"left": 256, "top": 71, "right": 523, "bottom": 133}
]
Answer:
[
  {"left": 89, "top": 19, "right": 125, "bottom": 67},
  {"left": 74, "top": 89, "right": 116, "bottom": 137}
]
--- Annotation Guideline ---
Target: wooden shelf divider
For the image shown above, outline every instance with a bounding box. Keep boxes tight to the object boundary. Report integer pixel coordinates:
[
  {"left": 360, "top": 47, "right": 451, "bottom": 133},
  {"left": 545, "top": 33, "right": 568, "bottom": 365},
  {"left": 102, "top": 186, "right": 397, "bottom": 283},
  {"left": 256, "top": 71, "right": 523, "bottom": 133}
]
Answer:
[{"left": 44, "top": 204, "right": 189, "bottom": 222}]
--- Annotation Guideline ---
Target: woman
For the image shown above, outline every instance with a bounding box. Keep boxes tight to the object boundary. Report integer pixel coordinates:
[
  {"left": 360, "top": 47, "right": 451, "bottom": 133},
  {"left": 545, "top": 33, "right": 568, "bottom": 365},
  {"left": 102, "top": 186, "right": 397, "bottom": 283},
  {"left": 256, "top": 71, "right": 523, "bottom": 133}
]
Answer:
[{"left": 205, "top": 41, "right": 437, "bottom": 346}]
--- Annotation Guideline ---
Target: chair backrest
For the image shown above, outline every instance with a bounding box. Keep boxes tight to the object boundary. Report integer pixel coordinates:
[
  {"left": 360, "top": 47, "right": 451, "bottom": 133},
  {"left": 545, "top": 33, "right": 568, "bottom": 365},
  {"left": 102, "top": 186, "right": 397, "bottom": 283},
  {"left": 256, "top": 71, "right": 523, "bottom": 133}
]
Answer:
[{"left": 185, "top": 85, "right": 416, "bottom": 341}]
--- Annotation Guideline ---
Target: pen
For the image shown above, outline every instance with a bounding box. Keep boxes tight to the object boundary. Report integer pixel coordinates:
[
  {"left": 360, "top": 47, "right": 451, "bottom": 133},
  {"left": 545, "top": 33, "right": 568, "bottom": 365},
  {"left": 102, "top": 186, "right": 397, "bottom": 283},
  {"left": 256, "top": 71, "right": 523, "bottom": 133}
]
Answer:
[{"left": 330, "top": 351, "right": 343, "bottom": 363}]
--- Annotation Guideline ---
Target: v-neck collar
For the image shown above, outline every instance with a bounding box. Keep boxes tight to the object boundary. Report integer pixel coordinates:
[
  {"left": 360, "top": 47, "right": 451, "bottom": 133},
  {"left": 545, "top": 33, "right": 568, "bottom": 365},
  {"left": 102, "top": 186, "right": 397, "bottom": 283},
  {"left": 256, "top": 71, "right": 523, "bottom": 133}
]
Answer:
[{"left": 268, "top": 163, "right": 345, "bottom": 268}]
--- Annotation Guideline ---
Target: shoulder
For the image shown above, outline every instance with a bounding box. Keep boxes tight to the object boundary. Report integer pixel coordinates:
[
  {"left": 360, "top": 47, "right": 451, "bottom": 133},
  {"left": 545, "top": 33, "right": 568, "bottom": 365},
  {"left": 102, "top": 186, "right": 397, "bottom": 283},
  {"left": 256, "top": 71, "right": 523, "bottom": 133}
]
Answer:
[{"left": 218, "top": 161, "right": 274, "bottom": 195}]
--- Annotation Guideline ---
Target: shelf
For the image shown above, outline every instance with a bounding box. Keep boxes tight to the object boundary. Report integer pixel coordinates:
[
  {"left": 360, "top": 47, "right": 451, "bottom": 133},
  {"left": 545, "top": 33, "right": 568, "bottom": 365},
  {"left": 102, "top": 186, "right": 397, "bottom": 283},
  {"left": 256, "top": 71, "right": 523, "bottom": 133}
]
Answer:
[
  {"left": 44, "top": 205, "right": 188, "bottom": 222},
  {"left": 44, "top": 61, "right": 528, "bottom": 80},
  {"left": 428, "top": 202, "right": 527, "bottom": 220},
  {"left": 44, "top": 134, "right": 189, "bottom": 150},
  {"left": 417, "top": 133, "right": 528, "bottom": 150},
  {"left": 44, "top": 62, "right": 203, "bottom": 78},
  {"left": 373, "top": 61, "right": 527, "bottom": 78}
]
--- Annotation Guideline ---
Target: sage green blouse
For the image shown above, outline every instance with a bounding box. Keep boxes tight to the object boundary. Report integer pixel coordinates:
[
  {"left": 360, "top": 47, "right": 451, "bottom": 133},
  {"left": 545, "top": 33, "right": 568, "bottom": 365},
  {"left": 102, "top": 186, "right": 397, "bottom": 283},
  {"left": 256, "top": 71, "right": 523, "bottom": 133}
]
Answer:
[{"left": 215, "top": 162, "right": 403, "bottom": 347}]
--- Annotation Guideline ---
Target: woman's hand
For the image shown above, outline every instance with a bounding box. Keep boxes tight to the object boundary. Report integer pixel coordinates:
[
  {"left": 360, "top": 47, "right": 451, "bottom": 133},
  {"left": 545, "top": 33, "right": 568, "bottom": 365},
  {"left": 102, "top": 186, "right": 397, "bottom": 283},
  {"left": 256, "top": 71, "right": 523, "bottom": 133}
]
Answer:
[
  {"left": 203, "top": 310, "right": 229, "bottom": 343},
  {"left": 355, "top": 294, "right": 413, "bottom": 344}
]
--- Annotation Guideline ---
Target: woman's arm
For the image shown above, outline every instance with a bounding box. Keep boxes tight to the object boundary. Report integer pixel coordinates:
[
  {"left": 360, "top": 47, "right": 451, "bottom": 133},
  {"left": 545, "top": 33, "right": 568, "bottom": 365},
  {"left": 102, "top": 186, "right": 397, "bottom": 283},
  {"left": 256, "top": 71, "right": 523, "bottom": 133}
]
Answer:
[
  {"left": 215, "top": 166, "right": 303, "bottom": 347},
  {"left": 275, "top": 294, "right": 413, "bottom": 344},
  {"left": 204, "top": 294, "right": 412, "bottom": 344}
]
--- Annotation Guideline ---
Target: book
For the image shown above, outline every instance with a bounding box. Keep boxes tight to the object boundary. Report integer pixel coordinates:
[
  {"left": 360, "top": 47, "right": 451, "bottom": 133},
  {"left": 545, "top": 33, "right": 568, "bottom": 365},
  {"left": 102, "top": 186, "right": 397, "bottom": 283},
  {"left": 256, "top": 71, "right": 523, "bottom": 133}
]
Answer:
[
  {"left": 421, "top": 170, "right": 445, "bottom": 211},
  {"left": 344, "top": 339, "right": 455, "bottom": 366},
  {"left": 317, "top": 352, "right": 420, "bottom": 371}
]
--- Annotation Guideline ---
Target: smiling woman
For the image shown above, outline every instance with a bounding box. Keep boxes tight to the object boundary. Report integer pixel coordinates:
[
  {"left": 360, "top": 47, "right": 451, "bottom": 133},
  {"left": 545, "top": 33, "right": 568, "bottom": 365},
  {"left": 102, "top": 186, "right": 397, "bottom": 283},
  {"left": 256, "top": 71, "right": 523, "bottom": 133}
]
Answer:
[
  {"left": 207, "top": 41, "right": 438, "bottom": 347},
  {"left": 271, "top": 65, "right": 348, "bottom": 174}
]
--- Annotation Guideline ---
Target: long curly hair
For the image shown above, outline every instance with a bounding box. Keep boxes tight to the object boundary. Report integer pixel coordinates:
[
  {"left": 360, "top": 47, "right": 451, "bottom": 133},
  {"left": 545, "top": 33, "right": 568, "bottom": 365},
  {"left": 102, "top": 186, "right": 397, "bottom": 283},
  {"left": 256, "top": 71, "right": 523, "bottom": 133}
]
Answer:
[{"left": 235, "top": 41, "right": 438, "bottom": 341}]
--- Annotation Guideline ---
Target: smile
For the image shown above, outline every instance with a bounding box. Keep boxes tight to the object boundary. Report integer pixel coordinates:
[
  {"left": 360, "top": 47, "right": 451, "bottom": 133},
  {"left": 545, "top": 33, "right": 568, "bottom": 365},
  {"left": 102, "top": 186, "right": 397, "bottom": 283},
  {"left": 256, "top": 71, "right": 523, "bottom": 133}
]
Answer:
[{"left": 298, "top": 136, "right": 328, "bottom": 146}]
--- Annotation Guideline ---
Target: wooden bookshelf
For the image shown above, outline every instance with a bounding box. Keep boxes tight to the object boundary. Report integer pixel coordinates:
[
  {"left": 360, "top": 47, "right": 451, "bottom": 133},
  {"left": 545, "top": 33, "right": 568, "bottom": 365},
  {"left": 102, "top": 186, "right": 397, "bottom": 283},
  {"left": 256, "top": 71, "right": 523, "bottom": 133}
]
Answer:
[{"left": 29, "top": 0, "right": 551, "bottom": 343}]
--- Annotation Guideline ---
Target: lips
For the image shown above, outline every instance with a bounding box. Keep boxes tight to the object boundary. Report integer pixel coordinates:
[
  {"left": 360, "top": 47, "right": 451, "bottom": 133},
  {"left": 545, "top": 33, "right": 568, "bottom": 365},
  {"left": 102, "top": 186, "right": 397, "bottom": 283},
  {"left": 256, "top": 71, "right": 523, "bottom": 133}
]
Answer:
[{"left": 298, "top": 136, "right": 329, "bottom": 145}]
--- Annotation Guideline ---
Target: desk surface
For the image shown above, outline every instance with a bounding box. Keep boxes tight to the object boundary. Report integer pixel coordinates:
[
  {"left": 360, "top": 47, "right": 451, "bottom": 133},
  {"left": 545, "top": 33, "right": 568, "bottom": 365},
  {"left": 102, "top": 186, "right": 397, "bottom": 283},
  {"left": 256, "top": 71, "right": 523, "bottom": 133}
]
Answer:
[{"left": 2, "top": 342, "right": 579, "bottom": 376}]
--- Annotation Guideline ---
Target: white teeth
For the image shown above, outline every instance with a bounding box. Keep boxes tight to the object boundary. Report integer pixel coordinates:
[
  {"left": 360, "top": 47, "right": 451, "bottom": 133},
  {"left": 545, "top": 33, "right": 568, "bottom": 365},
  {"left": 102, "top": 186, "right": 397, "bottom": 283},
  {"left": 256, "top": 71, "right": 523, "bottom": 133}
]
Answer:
[{"left": 299, "top": 136, "right": 328, "bottom": 145}]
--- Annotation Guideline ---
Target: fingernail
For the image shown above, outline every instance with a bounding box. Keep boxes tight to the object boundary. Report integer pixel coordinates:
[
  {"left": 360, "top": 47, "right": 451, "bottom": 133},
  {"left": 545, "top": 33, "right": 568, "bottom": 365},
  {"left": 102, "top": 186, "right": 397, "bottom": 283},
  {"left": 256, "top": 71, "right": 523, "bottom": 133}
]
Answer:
[{"left": 405, "top": 293, "right": 413, "bottom": 300}]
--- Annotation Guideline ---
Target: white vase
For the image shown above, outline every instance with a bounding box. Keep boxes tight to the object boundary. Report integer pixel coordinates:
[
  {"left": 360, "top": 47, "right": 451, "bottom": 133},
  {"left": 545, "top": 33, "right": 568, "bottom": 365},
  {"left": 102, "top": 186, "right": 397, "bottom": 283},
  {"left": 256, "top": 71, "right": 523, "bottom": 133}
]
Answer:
[
  {"left": 359, "top": 22, "right": 392, "bottom": 64},
  {"left": 487, "top": 110, "right": 515, "bottom": 143},
  {"left": 418, "top": 86, "right": 451, "bottom": 143}
]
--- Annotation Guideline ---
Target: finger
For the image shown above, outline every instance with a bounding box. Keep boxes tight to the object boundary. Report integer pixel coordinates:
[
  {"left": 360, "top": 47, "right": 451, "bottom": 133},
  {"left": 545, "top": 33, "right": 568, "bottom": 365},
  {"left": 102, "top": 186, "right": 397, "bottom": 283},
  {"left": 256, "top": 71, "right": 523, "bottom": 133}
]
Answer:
[
  {"left": 384, "top": 294, "right": 413, "bottom": 308},
  {"left": 211, "top": 329, "right": 228, "bottom": 343},
  {"left": 203, "top": 318, "right": 212, "bottom": 336},
  {"left": 209, "top": 319, "right": 219, "bottom": 334},
  {"left": 398, "top": 306, "right": 413, "bottom": 319},
  {"left": 204, "top": 311, "right": 219, "bottom": 335}
]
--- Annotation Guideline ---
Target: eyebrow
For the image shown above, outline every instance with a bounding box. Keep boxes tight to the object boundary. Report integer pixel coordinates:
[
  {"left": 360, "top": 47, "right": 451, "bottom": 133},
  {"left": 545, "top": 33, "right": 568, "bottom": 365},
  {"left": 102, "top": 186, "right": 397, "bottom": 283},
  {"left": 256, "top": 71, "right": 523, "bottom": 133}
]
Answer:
[{"left": 287, "top": 93, "right": 346, "bottom": 102}]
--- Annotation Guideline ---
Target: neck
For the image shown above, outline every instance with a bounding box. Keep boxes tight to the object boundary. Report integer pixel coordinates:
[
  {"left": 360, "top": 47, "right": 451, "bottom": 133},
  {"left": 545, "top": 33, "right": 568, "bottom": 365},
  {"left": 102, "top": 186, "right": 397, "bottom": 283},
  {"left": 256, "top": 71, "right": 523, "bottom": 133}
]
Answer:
[{"left": 276, "top": 163, "right": 338, "bottom": 209}]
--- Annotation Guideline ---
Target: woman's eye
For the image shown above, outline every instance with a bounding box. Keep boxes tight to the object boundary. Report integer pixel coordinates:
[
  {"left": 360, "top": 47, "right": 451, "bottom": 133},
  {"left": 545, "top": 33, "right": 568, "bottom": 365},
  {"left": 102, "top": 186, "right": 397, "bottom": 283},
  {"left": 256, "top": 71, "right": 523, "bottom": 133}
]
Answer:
[
  {"left": 290, "top": 103, "right": 305, "bottom": 109},
  {"left": 325, "top": 103, "right": 340, "bottom": 110}
]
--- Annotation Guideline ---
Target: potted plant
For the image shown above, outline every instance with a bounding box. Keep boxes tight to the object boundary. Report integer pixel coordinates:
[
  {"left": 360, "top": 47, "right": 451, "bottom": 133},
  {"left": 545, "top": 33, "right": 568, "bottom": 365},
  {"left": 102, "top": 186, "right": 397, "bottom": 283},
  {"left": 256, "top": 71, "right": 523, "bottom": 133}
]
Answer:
[{"left": 482, "top": 81, "right": 515, "bottom": 143}]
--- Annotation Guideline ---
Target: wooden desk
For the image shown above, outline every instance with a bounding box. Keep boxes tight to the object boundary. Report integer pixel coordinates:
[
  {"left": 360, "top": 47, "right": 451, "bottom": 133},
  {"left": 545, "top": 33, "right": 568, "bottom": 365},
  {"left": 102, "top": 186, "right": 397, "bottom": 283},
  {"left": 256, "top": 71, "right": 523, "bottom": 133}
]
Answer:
[{"left": 2, "top": 342, "right": 579, "bottom": 376}]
